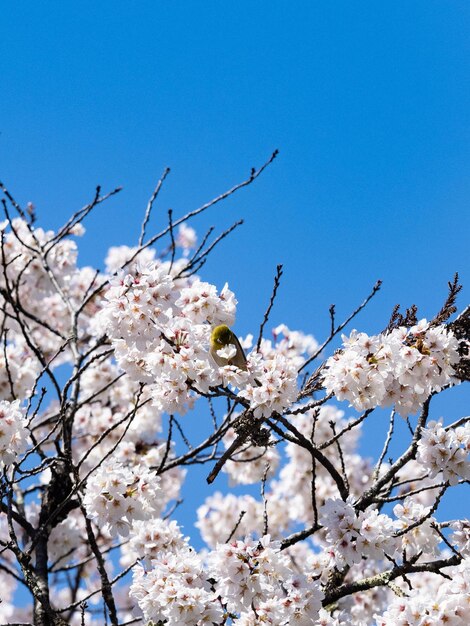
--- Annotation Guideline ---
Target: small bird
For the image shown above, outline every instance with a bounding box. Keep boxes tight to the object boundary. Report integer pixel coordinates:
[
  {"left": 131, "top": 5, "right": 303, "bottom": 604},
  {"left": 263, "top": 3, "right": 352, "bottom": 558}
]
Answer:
[{"left": 210, "top": 324, "right": 248, "bottom": 371}]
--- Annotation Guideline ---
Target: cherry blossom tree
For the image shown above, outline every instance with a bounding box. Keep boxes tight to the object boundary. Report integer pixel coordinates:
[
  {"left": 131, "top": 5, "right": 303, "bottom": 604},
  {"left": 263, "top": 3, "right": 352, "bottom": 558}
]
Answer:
[{"left": 0, "top": 155, "right": 468, "bottom": 626}]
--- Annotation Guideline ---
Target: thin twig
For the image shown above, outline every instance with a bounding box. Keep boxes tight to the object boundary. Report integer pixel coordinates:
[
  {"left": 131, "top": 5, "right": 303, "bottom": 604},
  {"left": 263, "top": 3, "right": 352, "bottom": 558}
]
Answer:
[
  {"left": 225, "top": 510, "right": 247, "bottom": 543},
  {"left": 168, "top": 208, "right": 176, "bottom": 272},
  {"left": 138, "top": 167, "right": 170, "bottom": 246},
  {"left": 256, "top": 264, "right": 283, "bottom": 352},
  {"left": 178, "top": 219, "right": 244, "bottom": 278},
  {"left": 261, "top": 463, "right": 270, "bottom": 536},
  {"left": 372, "top": 409, "right": 396, "bottom": 481}
]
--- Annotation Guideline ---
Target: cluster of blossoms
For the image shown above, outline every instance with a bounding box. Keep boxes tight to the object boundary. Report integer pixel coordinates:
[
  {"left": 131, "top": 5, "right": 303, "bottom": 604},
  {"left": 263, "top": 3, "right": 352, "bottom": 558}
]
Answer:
[
  {"left": 0, "top": 340, "right": 40, "bottom": 401},
  {"left": 319, "top": 493, "right": 445, "bottom": 570},
  {"left": 392, "top": 496, "right": 441, "bottom": 557},
  {"left": 102, "top": 224, "right": 196, "bottom": 274},
  {"left": 0, "top": 218, "right": 101, "bottom": 362},
  {"left": 0, "top": 400, "right": 29, "bottom": 467},
  {"left": 323, "top": 320, "right": 460, "bottom": 415},
  {"left": 122, "top": 518, "right": 188, "bottom": 567},
  {"left": 235, "top": 325, "right": 317, "bottom": 418},
  {"left": 450, "top": 519, "right": 470, "bottom": 557},
  {"left": 416, "top": 419, "right": 470, "bottom": 484},
  {"left": 83, "top": 460, "right": 162, "bottom": 537},
  {"left": 131, "top": 547, "right": 222, "bottom": 625},
  {"left": 0, "top": 218, "right": 80, "bottom": 292},
  {"left": 376, "top": 559, "right": 470, "bottom": 626},
  {"left": 241, "top": 352, "right": 299, "bottom": 417},
  {"left": 320, "top": 498, "right": 398, "bottom": 567},
  {"left": 208, "top": 536, "right": 324, "bottom": 625},
  {"left": 130, "top": 533, "right": 324, "bottom": 626},
  {"left": 129, "top": 516, "right": 221, "bottom": 625},
  {"left": 265, "top": 323, "right": 318, "bottom": 369}
]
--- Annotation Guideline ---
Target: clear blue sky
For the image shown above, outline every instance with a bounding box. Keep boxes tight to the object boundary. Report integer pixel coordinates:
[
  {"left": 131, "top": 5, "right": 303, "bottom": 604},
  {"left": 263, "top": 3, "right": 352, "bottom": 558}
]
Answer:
[{"left": 1, "top": 2, "right": 469, "bottom": 544}]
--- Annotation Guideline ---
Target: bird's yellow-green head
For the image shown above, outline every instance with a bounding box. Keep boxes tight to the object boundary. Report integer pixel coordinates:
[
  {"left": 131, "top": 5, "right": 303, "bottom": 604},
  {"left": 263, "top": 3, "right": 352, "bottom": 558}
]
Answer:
[
  {"left": 210, "top": 324, "right": 235, "bottom": 350},
  {"left": 209, "top": 324, "right": 247, "bottom": 371}
]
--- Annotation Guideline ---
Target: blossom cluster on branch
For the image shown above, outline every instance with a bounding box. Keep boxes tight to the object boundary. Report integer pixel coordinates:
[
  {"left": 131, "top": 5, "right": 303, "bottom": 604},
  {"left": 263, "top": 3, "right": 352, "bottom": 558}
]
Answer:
[{"left": 323, "top": 322, "right": 459, "bottom": 416}]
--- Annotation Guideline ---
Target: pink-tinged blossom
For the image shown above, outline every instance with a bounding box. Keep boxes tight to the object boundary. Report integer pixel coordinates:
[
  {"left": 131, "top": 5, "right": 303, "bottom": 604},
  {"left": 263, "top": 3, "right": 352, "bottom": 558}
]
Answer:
[
  {"left": 316, "top": 608, "right": 348, "bottom": 625},
  {"left": 83, "top": 438, "right": 184, "bottom": 521},
  {"left": 280, "top": 574, "right": 325, "bottom": 625},
  {"left": 208, "top": 535, "right": 291, "bottom": 615},
  {"left": 323, "top": 321, "right": 459, "bottom": 416},
  {"left": 0, "top": 400, "right": 29, "bottom": 467},
  {"left": 236, "top": 584, "right": 323, "bottom": 626},
  {"left": 236, "top": 598, "right": 287, "bottom": 626},
  {"left": 216, "top": 342, "right": 238, "bottom": 361},
  {"left": 359, "top": 508, "right": 399, "bottom": 560}
]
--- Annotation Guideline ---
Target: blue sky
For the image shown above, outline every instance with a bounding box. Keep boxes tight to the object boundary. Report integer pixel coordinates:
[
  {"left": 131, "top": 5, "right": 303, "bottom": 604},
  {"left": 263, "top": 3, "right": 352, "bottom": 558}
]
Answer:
[{"left": 1, "top": 2, "right": 469, "bottom": 545}]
